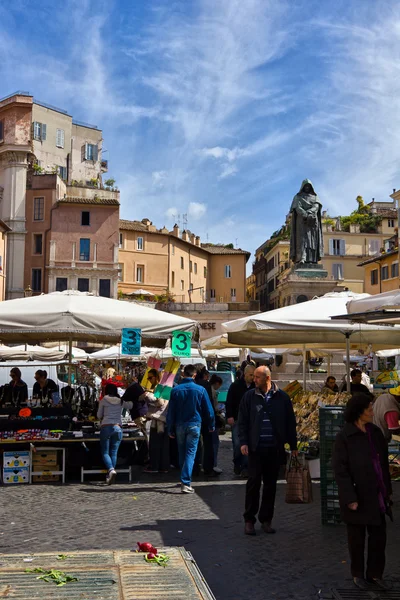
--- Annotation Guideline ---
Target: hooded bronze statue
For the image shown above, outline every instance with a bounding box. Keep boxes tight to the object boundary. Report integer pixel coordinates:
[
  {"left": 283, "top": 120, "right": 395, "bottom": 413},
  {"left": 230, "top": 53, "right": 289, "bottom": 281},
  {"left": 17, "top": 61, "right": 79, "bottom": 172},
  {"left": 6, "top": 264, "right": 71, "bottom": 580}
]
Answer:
[{"left": 289, "top": 179, "right": 323, "bottom": 265}]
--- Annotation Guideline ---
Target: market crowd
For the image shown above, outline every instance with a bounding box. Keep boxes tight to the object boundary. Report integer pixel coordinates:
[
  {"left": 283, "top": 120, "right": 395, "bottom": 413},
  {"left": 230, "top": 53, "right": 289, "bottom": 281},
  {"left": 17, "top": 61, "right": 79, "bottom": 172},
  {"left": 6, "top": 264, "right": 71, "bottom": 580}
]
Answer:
[{"left": 96, "top": 358, "right": 399, "bottom": 592}]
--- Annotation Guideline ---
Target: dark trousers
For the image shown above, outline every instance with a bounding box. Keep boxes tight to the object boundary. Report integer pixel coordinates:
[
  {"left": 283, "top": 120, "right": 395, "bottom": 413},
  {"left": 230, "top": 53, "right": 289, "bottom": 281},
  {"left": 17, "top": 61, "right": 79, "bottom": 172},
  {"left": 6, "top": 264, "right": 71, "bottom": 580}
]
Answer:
[
  {"left": 244, "top": 447, "right": 280, "bottom": 524},
  {"left": 346, "top": 516, "right": 386, "bottom": 579},
  {"left": 148, "top": 427, "right": 170, "bottom": 472},
  {"left": 201, "top": 426, "right": 215, "bottom": 474}
]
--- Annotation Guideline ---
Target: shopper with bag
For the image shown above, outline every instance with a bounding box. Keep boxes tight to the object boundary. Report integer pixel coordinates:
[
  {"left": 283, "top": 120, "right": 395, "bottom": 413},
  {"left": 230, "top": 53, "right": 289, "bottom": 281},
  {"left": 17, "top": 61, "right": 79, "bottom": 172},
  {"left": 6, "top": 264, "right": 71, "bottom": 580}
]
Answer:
[
  {"left": 238, "top": 366, "right": 297, "bottom": 536},
  {"left": 333, "top": 393, "right": 393, "bottom": 592}
]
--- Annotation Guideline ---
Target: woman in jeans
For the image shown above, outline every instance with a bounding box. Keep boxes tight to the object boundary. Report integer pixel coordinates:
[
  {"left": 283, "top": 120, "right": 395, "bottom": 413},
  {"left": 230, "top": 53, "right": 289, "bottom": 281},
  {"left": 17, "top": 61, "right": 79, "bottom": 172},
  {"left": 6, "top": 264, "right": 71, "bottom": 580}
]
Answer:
[
  {"left": 97, "top": 383, "right": 132, "bottom": 485},
  {"left": 333, "top": 393, "right": 393, "bottom": 591}
]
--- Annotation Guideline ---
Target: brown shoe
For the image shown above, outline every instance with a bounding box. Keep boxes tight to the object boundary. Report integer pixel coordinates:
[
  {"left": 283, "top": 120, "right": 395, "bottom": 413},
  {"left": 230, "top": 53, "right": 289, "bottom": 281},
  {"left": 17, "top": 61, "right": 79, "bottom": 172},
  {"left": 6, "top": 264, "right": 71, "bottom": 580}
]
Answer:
[
  {"left": 244, "top": 522, "right": 256, "bottom": 536},
  {"left": 261, "top": 522, "right": 276, "bottom": 534}
]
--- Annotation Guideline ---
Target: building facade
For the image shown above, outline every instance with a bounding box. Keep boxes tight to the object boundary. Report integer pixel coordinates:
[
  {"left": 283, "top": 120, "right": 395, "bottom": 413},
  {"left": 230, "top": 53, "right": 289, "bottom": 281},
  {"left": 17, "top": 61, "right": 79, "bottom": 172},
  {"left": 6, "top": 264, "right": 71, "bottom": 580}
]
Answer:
[
  {"left": 118, "top": 221, "right": 250, "bottom": 303},
  {"left": 0, "top": 91, "right": 113, "bottom": 299},
  {"left": 25, "top": 174, "right": 119, "bottom": 297}
]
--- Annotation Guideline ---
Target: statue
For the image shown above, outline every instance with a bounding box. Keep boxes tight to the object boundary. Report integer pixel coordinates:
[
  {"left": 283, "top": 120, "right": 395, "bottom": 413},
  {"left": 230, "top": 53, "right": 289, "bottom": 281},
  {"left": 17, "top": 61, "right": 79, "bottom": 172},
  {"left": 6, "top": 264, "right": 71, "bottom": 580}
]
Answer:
[{"left": 289, "top": 179, "right": 323, "bottom": 266}]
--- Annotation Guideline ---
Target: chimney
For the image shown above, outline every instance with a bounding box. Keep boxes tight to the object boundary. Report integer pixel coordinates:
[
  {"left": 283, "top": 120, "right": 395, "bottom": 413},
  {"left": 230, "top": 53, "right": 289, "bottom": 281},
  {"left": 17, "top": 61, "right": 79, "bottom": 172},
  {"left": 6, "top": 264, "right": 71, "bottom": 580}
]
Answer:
[
  {"left": 172, "top": 224, "right": 180, "bottom": 238},
  {"left": 393, "top": 189, "right": 396, "bottom": 194},
  {"left": 190, "top": 233, "right": 196, "bottom": 244},
  {"left": 182, "top": 230, "right": 189, "bottom": 242},
  {"left": 196, "top": 235, "right": 201, "bottom": 246}
]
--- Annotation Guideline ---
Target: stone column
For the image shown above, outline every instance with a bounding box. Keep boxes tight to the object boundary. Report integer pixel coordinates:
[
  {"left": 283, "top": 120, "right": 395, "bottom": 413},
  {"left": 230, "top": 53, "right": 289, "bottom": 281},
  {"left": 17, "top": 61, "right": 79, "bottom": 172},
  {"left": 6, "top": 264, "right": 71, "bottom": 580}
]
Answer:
[{"left": 0, "top": 151, "right": 29, "bottom": 299}]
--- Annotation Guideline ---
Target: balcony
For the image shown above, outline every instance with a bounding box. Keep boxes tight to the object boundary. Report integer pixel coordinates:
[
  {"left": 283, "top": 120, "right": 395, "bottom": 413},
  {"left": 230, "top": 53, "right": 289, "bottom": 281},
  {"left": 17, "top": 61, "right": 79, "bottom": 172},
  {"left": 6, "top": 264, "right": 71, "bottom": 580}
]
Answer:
[{"left": 101, "top": 160, "right": 108, "bottom": 173}]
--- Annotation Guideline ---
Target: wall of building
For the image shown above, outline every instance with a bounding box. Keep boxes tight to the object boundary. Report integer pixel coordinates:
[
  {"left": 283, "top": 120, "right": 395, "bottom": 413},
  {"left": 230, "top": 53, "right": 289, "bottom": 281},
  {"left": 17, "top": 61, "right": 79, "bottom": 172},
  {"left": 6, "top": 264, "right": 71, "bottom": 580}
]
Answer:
[
  {"left": 119, "top": 230, "right": 169, "bottom": 295},
  {"left": 31, "top": 103, "right": 72, "bottom": 176},
  {"left": 208, "top": 254, "right": 247, "bottom": 302},
  {"left": 71, "top": 123, "right": 103, "bottom": 183},
  {"left": 363, "top": 254, "right": 399, "bottom": 295}
]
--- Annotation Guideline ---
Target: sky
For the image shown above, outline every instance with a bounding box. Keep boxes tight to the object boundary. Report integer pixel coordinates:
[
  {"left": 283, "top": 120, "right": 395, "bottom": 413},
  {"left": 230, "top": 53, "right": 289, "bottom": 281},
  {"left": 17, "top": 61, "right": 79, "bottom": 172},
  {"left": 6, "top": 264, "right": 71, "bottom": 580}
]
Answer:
[{"left": 2, "top": 0, "right": 400, "bottom": 269}]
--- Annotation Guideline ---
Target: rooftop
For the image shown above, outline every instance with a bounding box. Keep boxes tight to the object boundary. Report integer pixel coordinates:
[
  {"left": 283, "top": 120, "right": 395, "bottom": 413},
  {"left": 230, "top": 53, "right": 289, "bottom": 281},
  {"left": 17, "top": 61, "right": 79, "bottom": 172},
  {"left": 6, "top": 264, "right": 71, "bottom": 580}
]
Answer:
[
  {"left": 59, "top": 196, "right": 120, "bottom": 206},
  {"left": 201, "top": 243, "right": 250, "bottom": 258},
  {"left": 358, "top": 248, "right": 398, "bottom": 266}
]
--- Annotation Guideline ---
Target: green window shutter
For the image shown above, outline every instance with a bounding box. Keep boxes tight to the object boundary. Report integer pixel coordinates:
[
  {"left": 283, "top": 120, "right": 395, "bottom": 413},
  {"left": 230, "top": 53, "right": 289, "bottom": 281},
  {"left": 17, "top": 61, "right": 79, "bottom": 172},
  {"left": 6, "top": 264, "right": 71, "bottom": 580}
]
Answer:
[
  {"left": 41, "top": 123, "right": 47, "bottom": 140},
  {"left": 93, "top": 145, "right": 98, "bottom": 161}
]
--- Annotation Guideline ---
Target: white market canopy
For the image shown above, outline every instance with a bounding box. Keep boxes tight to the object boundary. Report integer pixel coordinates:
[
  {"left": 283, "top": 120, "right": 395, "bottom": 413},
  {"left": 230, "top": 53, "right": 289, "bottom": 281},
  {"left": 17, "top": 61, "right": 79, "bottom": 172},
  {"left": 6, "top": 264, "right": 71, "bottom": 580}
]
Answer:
[
  {"left": 200, "top": 333, "right": 288, "bottom": 355},
  {"left": 0, "top": 344, "right": 65, "bottom": 361},
  {"left": 342, "top": 289, "right": 400, "bottom": 324},
  {"left": 222, "top": 291, "right": 400, "bottom": 351},
  {"left": 0, "top": 291, "right": 199, "bottom": 345},
  {"left": 89, "top": 344, "right": 155, "bottom": 361},
  {"left": 127, "top": 289, "right": 155, "bottom": 297}
]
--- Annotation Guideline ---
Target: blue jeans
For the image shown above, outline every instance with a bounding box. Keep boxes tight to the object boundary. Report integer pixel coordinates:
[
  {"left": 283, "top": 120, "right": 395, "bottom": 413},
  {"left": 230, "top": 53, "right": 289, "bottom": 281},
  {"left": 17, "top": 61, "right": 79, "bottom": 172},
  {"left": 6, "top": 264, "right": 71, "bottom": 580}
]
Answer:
[
  {"left": 100, "top": 425, "right": 123, "bottom": 471},
  {"left": 175, "top": 423, "right": 201, "bottom": 486},
  {"left": 232, "top": 422, "right": 247, "bottom": 471}
]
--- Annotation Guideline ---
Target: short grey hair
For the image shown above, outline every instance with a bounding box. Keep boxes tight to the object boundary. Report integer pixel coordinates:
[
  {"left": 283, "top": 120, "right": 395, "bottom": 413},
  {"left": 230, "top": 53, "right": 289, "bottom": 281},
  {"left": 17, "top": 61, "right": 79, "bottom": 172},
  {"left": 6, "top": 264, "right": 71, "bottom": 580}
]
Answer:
[{"left": 244, "top": 364, "right": 256, "bottom": 374}]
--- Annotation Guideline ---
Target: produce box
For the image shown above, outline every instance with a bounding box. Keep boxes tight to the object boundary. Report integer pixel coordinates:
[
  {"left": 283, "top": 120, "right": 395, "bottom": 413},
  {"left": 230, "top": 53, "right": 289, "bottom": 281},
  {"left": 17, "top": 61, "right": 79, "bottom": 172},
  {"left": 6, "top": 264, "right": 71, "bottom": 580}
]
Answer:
[
  {"left": 3, "top": 451, "right": 30, "bottom": 468},
  {"left": 3, "top": 467, "right": 29, "bottom": 484},
  {"left": 32, "top": 465, "right": 60, "bottom": 482},
  {"left": 32, "top": 451, "right": 58, "bottom": 466}
]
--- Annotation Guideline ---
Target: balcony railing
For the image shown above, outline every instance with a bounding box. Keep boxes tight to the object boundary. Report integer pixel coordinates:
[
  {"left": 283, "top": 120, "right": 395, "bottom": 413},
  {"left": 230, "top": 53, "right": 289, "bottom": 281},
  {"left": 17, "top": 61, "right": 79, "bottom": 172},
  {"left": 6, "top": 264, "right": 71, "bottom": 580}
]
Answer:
[{"left": 101, "top": 160, "right": 108, "bottom": 172}]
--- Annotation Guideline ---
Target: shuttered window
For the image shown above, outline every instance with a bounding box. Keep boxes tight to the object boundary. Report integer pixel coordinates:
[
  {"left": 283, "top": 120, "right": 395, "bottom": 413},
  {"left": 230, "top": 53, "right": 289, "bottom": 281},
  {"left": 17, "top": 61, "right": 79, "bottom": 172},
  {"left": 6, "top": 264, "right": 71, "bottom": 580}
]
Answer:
[
  {"left": 56, "top": 128, "right": 65, "bottom": 148},
  {"left": 33, "top": 122, "right": 46, "bottom": 141},
  {"left": 332, "top": 263, "right": 344, "bottom": 280},
  {"left": 84, "top": 143, "right": 98, "bottom": 161},
  {"left": 371, "top": 269, "right": 379, "bottom": 285},
  {"left": 329, "top": 239, "right": 345, "bottom": 256},
  {"left": 381, "top": 265, "right": 389, "bottom": 281},
  {"left": 391, "top": 262, "right": 399, "bottom": 278}
]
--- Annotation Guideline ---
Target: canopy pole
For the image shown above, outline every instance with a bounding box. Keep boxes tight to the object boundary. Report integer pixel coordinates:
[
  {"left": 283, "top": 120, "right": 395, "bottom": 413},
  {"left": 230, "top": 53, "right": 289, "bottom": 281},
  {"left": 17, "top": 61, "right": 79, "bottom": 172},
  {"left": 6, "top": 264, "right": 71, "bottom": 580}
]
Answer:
[
  {"left": 345, "top": 333, "right": 351, "bottom": 393},
  {"left": 68, "top": 337, "right": 73, "bottom": 386},
  {"left": 327, "top": 355, "right": 331, "bottom": 377},
  {"left": 302, "top": 345, "right": 307, "bottom": 391}
]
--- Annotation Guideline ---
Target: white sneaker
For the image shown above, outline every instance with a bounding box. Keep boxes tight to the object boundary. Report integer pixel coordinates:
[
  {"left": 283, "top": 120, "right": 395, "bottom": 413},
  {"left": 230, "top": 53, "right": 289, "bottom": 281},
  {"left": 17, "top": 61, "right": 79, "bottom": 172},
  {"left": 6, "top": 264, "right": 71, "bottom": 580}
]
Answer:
[
  {"left": 213, "top": 467, "right": 223, "bottom": 474},
  {"left": 181, "top": 483, "right": 195, "bottom": 494},
  {"left": 106, "top": 469, "right": 117, "bottom": 485}
]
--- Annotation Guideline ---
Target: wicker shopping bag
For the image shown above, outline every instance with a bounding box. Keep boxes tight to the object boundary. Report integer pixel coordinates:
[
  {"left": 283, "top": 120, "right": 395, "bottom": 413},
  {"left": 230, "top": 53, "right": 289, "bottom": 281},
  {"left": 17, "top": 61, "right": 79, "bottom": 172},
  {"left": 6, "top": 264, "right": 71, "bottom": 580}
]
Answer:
[{"left": 285, "top": 456, "right": 313, "bottom": 504}]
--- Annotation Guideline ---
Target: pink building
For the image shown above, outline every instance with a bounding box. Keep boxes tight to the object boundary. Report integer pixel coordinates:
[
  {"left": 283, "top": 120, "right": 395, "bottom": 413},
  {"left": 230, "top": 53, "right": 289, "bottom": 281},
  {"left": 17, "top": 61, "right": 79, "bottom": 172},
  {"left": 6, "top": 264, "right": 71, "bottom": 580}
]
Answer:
[{"left": 25, "top": 174, "right": 120, "bottom": 297}]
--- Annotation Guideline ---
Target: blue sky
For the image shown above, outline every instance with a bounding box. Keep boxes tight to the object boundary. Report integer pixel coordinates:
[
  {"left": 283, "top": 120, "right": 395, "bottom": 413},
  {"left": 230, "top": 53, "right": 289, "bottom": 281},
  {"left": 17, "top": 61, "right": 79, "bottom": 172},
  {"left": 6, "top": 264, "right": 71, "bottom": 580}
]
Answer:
[{"left": 2, "top": 0, "right": 400, "bottom": 268}]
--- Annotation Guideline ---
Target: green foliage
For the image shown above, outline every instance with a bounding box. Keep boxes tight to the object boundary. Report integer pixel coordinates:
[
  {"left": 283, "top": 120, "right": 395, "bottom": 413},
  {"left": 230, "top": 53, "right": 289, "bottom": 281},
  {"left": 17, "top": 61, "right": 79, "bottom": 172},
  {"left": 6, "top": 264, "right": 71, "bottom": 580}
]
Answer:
[
  {"left": 33, "top": 163, "right": 44, "bottom": 174},
  {"left": 89, "top": 178, "right": 98, "bottom": 187},
  {"left": 264, "top": 225, "right": 291, "bottom": 253},
  {"left": 104, "top": 178, "right": 116, "bottom": 188},
  {"left": 322, "top": 218, "right": 335, "bottom": 226}
]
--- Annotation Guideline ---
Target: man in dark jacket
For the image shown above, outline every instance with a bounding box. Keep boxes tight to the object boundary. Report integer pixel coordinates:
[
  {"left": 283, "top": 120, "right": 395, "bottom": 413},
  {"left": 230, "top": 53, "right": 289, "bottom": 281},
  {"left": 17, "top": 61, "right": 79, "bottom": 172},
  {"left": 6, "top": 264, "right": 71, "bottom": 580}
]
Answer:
[
  {"left": 238, "top": 366, "right": 297, "bottom": 536},
  {"left": 226, "top": 364, "right": 255, "bottom": 476}
]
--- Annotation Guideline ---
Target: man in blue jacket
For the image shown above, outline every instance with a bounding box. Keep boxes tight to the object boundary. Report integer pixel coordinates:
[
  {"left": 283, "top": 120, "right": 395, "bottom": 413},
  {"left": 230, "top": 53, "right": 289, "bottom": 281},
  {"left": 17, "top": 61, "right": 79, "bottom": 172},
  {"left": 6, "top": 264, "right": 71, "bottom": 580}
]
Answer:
[
  {"left": 238, "top": 366, "right": 297, "bottom": 535},
  {"left": 168, "top": 364, "right": 215, "bottom": 494}
]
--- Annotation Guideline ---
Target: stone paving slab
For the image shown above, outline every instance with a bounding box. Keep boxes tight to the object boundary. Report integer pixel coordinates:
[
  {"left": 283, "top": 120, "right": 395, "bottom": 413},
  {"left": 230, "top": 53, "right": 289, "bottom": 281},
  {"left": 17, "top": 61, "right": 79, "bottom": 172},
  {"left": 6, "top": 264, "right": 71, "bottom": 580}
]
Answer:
[{"left": 0, "top": 436, "right": 399, "bottom": 599}]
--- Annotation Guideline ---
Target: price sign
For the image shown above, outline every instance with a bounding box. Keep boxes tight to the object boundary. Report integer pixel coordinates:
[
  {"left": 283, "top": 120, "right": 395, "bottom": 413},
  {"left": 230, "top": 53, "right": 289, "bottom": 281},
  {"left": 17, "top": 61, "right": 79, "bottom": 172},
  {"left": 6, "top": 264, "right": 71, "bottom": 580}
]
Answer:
[
  {"left": 121, "top": 328, "right": 142, "bottom": 356},
  {"left": 171, "top": 331, "right": 192, "bottom": 357}
]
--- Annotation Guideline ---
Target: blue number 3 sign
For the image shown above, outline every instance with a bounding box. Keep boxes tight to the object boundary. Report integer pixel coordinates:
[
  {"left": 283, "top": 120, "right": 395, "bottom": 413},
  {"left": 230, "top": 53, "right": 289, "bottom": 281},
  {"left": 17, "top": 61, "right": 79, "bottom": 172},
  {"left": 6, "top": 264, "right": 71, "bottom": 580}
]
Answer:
[{"left": 121, "top": 328, "right": 142, "bottom": 355}]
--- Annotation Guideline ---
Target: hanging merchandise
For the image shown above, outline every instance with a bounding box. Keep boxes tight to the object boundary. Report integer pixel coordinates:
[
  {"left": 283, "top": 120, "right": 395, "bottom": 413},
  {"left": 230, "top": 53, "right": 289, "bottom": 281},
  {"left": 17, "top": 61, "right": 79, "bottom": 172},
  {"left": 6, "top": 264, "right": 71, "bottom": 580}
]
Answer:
[
  {"left": 154, "top": 359, "right": 180, "bottom": 400},
  {"left": 141, "top": 357, "right": 162, "bottom": 389}
]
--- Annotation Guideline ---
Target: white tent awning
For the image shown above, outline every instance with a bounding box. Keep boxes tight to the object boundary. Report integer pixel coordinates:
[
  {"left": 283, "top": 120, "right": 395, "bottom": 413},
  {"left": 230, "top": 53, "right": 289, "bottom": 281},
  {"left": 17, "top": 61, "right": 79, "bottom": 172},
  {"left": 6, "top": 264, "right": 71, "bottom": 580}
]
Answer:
[{"left": 0, "top": 291, "right": 198, "bottom": 344}]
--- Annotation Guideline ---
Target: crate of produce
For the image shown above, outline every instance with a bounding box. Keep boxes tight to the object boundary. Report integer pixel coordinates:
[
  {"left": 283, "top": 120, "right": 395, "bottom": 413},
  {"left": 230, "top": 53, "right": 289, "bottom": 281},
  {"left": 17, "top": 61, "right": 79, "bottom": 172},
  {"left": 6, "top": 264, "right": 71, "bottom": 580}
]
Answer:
[
  {"left": 3, "top": 467, "right": 30, "bottom": 484},
  {"left": 32, "top": 465, "right": 60, "bottom": 483},
  {"left": 3, "top": 451, "right": 30, "bottom": 468},
  {"left": 32, "top": 451, "right": 58, "bottom": 466}
]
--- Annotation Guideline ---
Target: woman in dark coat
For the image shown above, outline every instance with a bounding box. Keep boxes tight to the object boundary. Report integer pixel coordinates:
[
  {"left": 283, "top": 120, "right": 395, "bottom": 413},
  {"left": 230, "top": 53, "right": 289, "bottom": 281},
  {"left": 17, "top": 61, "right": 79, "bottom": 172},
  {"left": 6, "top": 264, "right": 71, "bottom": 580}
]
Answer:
[{"left": 333, "top": 393, "right": 393, "bottom": 591}]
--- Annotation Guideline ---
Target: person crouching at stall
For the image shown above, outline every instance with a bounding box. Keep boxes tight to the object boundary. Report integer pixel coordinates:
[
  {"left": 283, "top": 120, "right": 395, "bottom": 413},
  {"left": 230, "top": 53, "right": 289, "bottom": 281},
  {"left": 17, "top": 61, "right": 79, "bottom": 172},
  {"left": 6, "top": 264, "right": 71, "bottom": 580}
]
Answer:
[
  {"left": 97, "top": 383, "right": 133, "bottom": 485},
  {"left": 333, "top": 393, "right": 393, "bottom": 591}
]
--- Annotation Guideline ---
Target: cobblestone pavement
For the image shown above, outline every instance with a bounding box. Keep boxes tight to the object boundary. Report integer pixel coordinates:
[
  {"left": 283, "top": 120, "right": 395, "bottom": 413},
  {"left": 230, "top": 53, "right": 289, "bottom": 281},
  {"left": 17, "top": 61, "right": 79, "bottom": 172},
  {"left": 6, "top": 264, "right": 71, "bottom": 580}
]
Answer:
[{"left": 0, "top": 435, "right": 399, "bottom": 599}]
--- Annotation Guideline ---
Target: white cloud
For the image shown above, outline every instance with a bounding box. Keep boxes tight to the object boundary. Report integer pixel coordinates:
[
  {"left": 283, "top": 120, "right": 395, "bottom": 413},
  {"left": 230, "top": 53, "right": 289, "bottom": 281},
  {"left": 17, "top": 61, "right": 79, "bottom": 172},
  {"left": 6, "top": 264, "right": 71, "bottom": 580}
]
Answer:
[
  {"left": 152, "top": 170, "right": 168, "bottom": 188},
  {"left": 188, "top": 202, "right": 207, "bottom": 220},
  {"left": 165, "top": 206, "right": 178, "bottom": 219},
  {"left": 219, "top": 164, "right": 238, "bottom": 180}
]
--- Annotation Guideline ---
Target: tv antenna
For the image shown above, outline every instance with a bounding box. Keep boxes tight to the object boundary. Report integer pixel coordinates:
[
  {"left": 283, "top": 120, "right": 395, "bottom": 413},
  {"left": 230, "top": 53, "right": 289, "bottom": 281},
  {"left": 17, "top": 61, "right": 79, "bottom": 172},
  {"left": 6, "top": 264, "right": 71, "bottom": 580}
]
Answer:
[{"left": 182, "top": 213, "right": 188, "bottom": 230}]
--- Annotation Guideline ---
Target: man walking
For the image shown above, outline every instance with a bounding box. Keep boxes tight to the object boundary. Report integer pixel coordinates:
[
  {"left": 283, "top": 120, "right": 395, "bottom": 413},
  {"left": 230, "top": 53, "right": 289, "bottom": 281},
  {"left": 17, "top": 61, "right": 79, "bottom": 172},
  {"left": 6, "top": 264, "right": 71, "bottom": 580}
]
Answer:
[
  {"left": 238, "top": 366, "right": 297, "bottom": 535},
  {"left": 167, "top": 365, "right": 215, "bottom": 494},
  {"left": 226, "top": 365, "right": 255, "bottom": 476}
]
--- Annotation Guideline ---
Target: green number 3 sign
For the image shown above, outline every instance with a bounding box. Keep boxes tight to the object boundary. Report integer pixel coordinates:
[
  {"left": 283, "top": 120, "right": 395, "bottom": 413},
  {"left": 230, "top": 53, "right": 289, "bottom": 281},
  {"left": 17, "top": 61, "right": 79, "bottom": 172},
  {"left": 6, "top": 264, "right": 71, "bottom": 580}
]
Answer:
[{"left": 171, "top": 331, "right": 192, "bottom": 357}]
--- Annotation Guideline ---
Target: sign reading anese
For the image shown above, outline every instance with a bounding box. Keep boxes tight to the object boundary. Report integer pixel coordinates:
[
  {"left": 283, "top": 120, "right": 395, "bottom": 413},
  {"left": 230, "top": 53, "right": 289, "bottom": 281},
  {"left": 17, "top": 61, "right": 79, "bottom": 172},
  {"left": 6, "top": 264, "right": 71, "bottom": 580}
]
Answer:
[
  {"left": 121, "top": 328, "right": 142, "bottom": 356},
  {"left": 199, "top": 322, "right": 216, "bottom": 330},
  {"left": 171, "top": 331, "right": 192, "bottom": 357}
]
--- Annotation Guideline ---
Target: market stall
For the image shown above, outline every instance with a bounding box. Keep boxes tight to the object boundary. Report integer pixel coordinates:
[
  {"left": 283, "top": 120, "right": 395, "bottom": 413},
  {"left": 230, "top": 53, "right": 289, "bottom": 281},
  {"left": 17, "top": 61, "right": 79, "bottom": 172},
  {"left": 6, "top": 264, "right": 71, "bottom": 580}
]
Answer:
[{"left": 0, "top": 291, "right": 199, "bottom": 484}]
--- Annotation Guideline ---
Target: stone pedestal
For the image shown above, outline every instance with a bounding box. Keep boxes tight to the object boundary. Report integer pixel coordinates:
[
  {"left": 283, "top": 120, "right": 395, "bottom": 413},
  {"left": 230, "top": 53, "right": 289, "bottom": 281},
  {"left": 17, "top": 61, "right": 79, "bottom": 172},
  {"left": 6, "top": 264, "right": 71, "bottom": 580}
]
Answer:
[{"left": 278, "top": 262, "right": 340, "bottom": 306}]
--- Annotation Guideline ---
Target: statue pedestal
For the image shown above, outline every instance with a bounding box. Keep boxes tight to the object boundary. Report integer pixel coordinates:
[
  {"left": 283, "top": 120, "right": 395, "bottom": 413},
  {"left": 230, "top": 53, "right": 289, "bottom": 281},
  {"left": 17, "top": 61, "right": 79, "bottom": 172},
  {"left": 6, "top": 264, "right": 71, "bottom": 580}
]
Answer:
[
  {"left": 277, "top": 262, "right": 342, "bottom": 306},
  {"left": 292, "top": 263, "right": 328, "bottom": 279}
]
